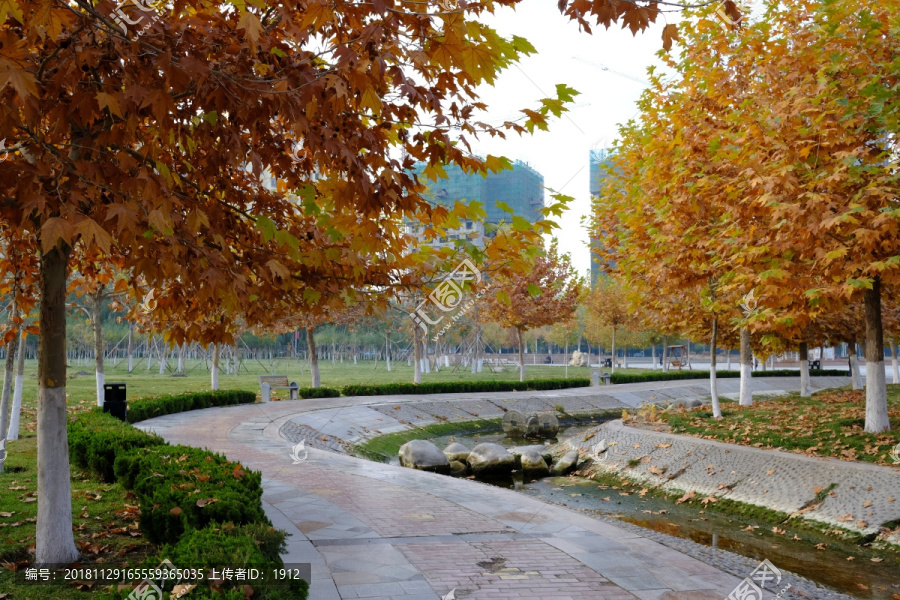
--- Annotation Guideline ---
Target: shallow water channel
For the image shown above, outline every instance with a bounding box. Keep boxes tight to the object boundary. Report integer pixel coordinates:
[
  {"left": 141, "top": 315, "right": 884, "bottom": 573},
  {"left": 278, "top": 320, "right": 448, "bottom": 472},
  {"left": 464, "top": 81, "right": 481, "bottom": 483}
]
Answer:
[{"left": 379, "top": 421, "right": 900, "bottom": 599}]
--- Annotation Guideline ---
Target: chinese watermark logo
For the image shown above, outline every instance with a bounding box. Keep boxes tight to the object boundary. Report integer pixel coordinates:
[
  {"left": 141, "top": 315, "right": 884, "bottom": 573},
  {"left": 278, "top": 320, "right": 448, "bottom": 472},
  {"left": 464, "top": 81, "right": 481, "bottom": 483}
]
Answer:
[
  {"left": 437, "top": 0, "right": 459, "bottom": 11},
  {"left": 410, "top": 257, "right": 490, "bottom": 342},
  {"left": 289, "top": 440, "right": 308, "bottom": 465},
  {"left": 441, "top": 589, "right": 456, "bottom": 600},
  {"left": 0, "top": 139, "right": 9, "bottom": 163},
  {"left": 590, "top": 439, "right": 610, "bottom": 462},
  {"left": 127, "top": 559, "right": 181, "bottom": 600},
  {"left": 890, "top": 442, "right": 900, "bottom": 464},
  {"left": 109, "top": 0, "right": 159, "bottom": 38},
  {"left": 713, "top": 0, "right": 763, "bottom": 32},
  {"left": 739, "top": 289, "right": 758, "bottom": 317},
  {"left": 288, "top": 139, "right": 304, "bottom": 164},
  {"left": 726, "top": 559, "right": 790, "bottom": 600}
]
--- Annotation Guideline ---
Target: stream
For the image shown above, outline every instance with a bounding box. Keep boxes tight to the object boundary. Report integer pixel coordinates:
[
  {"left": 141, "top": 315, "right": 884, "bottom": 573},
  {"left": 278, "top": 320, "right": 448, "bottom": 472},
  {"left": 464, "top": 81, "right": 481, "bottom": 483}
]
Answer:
[{"left": 378, "top": 421, "right": 900, "bottom": 599}]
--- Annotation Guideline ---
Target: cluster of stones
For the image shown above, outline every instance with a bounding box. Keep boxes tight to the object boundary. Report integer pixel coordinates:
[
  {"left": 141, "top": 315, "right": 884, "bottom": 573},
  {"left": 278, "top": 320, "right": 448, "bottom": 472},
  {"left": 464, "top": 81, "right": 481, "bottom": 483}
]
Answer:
[
  {"left": 500, "top": 410, "right": 560, "bottom": 438},
  {"left": 397, "top": 439, "right": 581, "bottom": 481}
]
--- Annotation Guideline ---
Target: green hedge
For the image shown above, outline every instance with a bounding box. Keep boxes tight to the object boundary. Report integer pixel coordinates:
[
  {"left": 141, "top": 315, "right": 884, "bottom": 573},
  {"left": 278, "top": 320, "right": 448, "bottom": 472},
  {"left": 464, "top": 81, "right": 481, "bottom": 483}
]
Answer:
[
  {"left": 127, "top": 390, "right": 257, "bottom": 423},
  {"left": 341, "top": 378, "right": 591, "bottom": 397},
  {"left": 296, "top": 386, "right": 341, "bottom": 399},
  {"left": 69, "top": 409, "right": 167, "bottom": 482},
  {"left": 69, "top": 409, "right": 308, "bottom": 600},
  {"left": 608, "top": 368, "right": 848, "bottom": 384},
  {"left": 113, "top": 444, "right": 267, "bottom": 543}
]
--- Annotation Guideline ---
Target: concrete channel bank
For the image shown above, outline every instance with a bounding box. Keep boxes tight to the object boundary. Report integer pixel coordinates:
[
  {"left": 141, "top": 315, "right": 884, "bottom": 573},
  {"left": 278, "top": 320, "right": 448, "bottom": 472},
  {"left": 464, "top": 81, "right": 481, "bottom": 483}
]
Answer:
[{"left": 136, "top": 376, "right": 855, "bottom": 600}]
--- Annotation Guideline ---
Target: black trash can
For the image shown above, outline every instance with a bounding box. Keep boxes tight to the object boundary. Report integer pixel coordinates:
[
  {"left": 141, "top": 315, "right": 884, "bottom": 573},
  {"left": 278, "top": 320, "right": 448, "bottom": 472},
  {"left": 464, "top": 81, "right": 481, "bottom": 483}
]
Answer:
[
  {"left": 811, "top": 360, "right": 821, "bottom": 371},
  {"left": 603, "top": 358, "right": 612, "bottom": 368},
  {"left": 103, "top": 382, "right": 127, "bottom": 422}
]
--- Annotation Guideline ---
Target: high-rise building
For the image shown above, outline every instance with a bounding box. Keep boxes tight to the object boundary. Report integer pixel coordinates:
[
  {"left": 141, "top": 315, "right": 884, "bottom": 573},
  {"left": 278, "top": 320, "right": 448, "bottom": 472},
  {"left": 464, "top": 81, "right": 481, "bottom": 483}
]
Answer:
[
  {"left": 414, "top": 160, "right": 545, "bottom": 224},
  {"left": 589, "top": 149, "right": 614, "bottom": 286}
]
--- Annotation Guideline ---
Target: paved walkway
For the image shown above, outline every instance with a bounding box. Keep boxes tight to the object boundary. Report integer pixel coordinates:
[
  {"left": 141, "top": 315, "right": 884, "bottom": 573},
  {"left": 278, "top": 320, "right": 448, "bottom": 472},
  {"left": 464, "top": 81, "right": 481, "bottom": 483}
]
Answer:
[{"left": 135, "top": 377, "right": 848, "bottom": 600}]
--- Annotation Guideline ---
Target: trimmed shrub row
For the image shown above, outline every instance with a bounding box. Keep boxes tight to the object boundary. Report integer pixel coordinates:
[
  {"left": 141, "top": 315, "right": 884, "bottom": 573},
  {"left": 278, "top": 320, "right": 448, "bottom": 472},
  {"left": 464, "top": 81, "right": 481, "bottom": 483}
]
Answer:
[
  {"left": 113, "top": 444, "right": 267, "bottom": 543},
  {"left": 609, "top": 368, "right": 848, "bottom": 384},
  {"left": 127, "top": 390, "right": 257, "bottom": 423},
  {"left": 69, "top": 408, "right": 307, "bottom": 600},
  {"left": 69, "top": 409, "right": 167, "bottom": 481},
  {"left": 341, "top": 378, "right": 591, "bottom": 396},
  {"left": 295, "top": 386, "right": 341, "bottom": 399}
]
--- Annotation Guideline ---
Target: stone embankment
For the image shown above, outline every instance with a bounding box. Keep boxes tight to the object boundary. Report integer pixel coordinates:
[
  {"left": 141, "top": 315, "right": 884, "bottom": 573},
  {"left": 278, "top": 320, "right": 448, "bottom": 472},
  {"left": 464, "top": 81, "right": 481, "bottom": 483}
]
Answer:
[{"left": 562, "top": 420, "right": 900, "bottom": 546}]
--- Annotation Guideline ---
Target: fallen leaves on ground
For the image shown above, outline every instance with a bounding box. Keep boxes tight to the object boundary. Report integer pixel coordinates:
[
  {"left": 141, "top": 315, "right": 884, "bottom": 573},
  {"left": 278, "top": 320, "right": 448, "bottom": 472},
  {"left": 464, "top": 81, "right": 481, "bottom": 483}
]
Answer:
[
  {"left": 667, "top": 389, "right": 900, "bottom": 465},
  {"left": 675, "top": 490, "right": 696, "bottom": 505}
]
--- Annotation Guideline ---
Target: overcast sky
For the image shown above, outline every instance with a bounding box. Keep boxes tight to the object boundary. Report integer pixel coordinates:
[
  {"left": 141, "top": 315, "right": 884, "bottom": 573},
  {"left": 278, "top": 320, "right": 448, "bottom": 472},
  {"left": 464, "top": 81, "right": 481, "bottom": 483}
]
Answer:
[{"left": 462, "top": 0, "right": 680, "bottom": 277}]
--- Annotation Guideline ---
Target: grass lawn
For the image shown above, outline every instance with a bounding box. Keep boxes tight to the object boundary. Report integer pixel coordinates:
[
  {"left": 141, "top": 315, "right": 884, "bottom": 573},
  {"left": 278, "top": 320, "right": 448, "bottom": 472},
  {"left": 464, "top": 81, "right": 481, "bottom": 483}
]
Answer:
[
  {"left": 55, "top": 357, "right": 626, "bottom": 401},
  {"left": 1, "top": 357, "right": 627, "bottom": 598},
  {"left": 663, "top": 386, "right": 900, "bottom": 466},
  {"left": 0, "top": 418, "right": 157, "bottom": 599}
]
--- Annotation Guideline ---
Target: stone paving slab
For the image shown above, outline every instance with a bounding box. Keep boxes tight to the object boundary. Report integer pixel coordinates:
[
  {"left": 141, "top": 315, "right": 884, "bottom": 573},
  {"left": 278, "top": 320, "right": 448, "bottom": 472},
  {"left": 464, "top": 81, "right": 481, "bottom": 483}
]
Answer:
[{"left": 134, "top": 377, "right": 853, "bottom": 600}]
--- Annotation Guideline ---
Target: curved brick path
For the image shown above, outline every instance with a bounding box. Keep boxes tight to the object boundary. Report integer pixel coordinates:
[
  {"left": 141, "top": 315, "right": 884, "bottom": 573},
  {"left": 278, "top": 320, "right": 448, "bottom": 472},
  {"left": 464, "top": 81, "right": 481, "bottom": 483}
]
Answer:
[{"left": 135, "top": 377, "right": 848, "bottom": 600}]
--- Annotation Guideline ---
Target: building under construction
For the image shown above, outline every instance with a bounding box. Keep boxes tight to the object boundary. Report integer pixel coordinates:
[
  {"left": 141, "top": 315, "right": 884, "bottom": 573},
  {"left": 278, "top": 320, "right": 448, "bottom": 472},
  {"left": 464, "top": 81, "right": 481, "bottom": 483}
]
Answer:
[{"left": 413, "top": 160, "right": 545, "bottom": 225}]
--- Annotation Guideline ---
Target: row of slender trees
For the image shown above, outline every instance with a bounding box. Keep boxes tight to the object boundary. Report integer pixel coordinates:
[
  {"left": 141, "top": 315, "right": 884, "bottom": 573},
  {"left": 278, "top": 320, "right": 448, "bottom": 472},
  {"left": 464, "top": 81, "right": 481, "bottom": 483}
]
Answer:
[{"left": 592, "top": 0, "right": 900, "bottom": 431}]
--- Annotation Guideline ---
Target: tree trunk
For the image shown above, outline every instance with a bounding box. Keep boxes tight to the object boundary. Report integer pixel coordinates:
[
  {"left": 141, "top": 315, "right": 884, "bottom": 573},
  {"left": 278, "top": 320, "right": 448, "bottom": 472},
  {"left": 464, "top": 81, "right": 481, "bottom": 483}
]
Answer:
[
  {"left": 662, "top": 335, "right": 668, "bottom": 372},
  {"left": 177, "top": 343, "right": 185, "bottom": 373},
  {"left": 91, "top": 292, "right": 104, "bottom": 407},
  {"left": 864, "top": 278, "right": 890, "bottom": 432},
  {"left": 126, "top": 321, "right": 134, "bottom": 372},
  {"left": 623, "top": 346, "right": 629, "bottom": 369},
  {"left": 0, "top": 300, "right": 20, "bottom": 452},
  {"left": 651, "top": 343, "right": 656, "bottom": 370},
  {"left": 158, "top": 343, "right": 167, "bottom": 375},
  {"left": 849, "top": 343, "right": 861, "bottom": 390},
  {"left": 8, "top": 329, "right": 26, "bottom": 442},
  {"left": 306, "top": 328, "right": 320, "bottom": 388},
  {"left": 799, "top": 342, "right": 810, "bottom": 398},
  {"left": 726, "top": 348, "right": 731, "bottom": 370},
  {"left": 739, "top": 325, "right": 753, "bottom": 406},
  {"left": 710, "top": 316, "right": 721, "bottom": 418},
  {"left": 211, "top": 343, "right": 220, "bottom": 390},
  {"left": 892, "top": 338, "right": 899, "bottom": 385},
  {"left": 413, "top": 329, "right": 422, "bottom": 384},
  {"left": 36, "top": 244, "right": 80, "bottom": 565},
  {"left": 385, "top": 335, "right": 391, "bottom": 372},
  {"left": 611, "top": 326, "right": 617, "bottom": 374},
  {"left": 516, "top": 327, "right": 525, "bottom": 382}
]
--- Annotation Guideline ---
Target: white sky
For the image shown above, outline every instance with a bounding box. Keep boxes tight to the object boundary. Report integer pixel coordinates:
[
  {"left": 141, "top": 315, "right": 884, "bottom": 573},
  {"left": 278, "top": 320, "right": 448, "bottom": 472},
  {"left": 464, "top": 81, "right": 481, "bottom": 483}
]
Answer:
[{"left": 464, "top": 0, "right": 679, "bottom": 277}]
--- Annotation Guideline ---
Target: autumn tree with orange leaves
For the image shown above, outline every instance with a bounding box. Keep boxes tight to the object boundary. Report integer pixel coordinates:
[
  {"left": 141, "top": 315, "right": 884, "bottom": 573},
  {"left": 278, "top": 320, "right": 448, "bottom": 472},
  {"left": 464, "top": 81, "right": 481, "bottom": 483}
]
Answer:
[
  {"left": 0, "top": 0, "right": 678, "bottom": 565},
  {"left": 594, "top": 0, "right": 900, "bottom": 431},
  {"left": 484, "top": 242, "right": 582, "bottom": 381}
]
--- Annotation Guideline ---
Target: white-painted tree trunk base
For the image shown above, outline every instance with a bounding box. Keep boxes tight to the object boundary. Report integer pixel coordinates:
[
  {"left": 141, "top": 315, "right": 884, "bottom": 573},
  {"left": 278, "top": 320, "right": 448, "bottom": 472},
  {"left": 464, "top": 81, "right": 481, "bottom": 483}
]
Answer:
[
  {"left": 864, "top": 362, "right": 890, "bottom": 433},
  {"left": 739, "top": 363, "right": 753, "bottom": 406},
  {"left": 799, "top": 361, "right": 810, "bottom": 397},
  {"left": 8, "top": 374, "right": 24, "bottom": 441},
  {"left": 95, "top": 371, "right": 105, "bottom": 407},
  {"left": 710, "top": 371, "right": 722, "bottom": 418},
  {"left": 892, "top": 347, "right": 899, "bottom": 384},
  {"left": 36, "top": 386, "right": 80, "bottom": 565},
  {"left": 128, "top": 355, "right": 133, "bottom": 373}
]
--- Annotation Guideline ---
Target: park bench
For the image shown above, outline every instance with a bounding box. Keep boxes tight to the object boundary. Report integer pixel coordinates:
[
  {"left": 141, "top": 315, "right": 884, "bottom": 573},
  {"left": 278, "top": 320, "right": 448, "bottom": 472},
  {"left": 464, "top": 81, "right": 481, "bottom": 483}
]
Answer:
[{"left": 259, "top": 375, "right": 299, "bottom": 403}]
